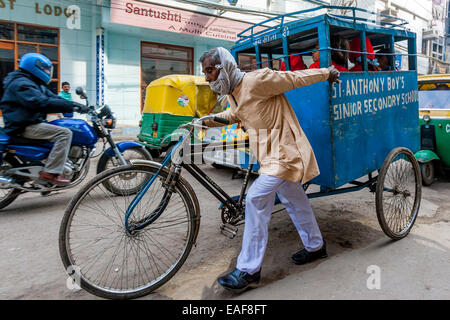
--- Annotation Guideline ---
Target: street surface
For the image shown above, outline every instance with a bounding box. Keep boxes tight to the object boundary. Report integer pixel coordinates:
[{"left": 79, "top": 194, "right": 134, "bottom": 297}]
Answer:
[{"left": 0, "top": 147, "right": 449, "bottom": 300}]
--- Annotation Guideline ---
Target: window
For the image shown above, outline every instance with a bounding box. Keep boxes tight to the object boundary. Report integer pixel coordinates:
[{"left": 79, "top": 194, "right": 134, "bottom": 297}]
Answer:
[
  {"left": 0, "top": 22, "right": 14, "bottom": 40},
  {"left": 419, "top": 90, "right": 450, "bottom": 109},
  {"left": 0, "top": 20, "right": 59, "bottom": 98},
  {"left": 430, "top": 39, "right": 444, "bottom": 61},
  {"left": 238, "top": 54, "right": 257, "bottom": 71},
  {"left": 141, "top": 42, "right": 193, "bottom": 110},
  {"left": 237, "top": 53, "right": 281, "bottom": 71}
]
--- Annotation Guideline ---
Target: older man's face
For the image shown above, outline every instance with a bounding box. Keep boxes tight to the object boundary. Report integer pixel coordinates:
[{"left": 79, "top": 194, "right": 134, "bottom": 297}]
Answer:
[{"left": 201, "top": 57, "right": 220, "bottom": 83}]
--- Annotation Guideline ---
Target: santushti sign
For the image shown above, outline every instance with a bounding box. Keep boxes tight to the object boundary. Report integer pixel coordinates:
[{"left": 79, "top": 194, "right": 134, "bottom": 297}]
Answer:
[{"left": 110, "top": 0, "right": 263, "bottom": 42}]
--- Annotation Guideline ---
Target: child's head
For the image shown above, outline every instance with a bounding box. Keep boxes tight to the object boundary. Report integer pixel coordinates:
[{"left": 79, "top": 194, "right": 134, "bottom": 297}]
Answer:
[
  {"left": 312, "top": 43, "right": 320, "bottom": 63},
  {"left": 330, "top": 36, "right": 349, "bottom": 66}
]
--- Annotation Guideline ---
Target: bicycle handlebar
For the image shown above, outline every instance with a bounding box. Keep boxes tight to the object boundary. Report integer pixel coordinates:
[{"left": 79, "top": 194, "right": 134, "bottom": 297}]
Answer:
[{"left": 178, "top": 116, "right": 230, "bottom": 130}]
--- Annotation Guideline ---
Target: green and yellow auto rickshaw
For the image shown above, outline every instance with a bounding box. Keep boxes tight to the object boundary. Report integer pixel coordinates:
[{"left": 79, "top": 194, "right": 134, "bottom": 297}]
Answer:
[
  {"left": 415, "top": 74, "right": 450, "bottom": 185},
  {"left": 137, "top": 75, "right": 220, "bottom": 156}
]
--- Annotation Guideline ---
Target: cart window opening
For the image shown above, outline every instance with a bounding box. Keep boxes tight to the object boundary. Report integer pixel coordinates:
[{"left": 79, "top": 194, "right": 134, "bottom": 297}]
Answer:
[
  {"left": 394, "top": 40, "right": 409, "bottom": 71},
  {"left": 237, "top": 54, "right": 279, "bottom": 71},
  {"left": 281, "top": 27, "right": 318, "bottom": 71},
  {"left": 238, "top": 53, "right": 256, "bottom": 71},
  {"left": 327, "top": 26, "right": 409, "bottom": 72},
  {"left": 233, "top": 19, "right": 415, "bottom": 73}
]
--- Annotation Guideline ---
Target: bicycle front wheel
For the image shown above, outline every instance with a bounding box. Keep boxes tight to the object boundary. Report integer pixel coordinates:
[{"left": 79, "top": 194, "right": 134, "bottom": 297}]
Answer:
[{"left": 59, "top": 164, "right": 197, "bottom": 299}]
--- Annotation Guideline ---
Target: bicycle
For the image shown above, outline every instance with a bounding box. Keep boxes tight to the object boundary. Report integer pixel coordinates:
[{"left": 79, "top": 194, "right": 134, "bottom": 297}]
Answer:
[{"left": 58, "top": 115, "right": 256, "bottom": 299}]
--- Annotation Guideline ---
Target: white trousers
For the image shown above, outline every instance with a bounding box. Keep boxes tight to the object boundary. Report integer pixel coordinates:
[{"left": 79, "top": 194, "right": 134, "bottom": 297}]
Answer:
[{"left": 236, "top": 174, "right": 323, "bottom": 275}]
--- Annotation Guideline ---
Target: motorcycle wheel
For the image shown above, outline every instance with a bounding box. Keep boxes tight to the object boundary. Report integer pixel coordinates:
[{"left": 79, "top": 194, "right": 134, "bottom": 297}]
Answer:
[
  {"left": 96, "top": 146, "right": 152, "bottom": 195},
  {"left": 0, "top": 159, "right": 22, "bottom": 210}
]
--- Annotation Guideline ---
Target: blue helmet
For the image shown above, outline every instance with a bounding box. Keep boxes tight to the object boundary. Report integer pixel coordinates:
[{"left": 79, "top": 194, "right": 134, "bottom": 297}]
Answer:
[{"left": 19, "top": 53, "right": 53, "bottom": 84}]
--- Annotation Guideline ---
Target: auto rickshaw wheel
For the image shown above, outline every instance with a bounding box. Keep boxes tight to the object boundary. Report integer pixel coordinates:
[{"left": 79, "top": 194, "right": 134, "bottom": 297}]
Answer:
[
  {"left": 375, "top": 147, "right": 422, "bottom": 240},
  {"left": 420, "top": 162, "right": 435, "bottom": 186}
]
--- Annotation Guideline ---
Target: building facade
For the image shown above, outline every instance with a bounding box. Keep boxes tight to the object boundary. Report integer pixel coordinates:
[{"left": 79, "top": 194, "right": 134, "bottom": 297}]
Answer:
[
  {"left": 373, "top": 0, "right": 450, "bottom": 74},
  {"left": 0, "top": 0, "right": 270, "bottom": 129},
  {"left": 1, "top": 0, "right": 448, "bottom": 131}
]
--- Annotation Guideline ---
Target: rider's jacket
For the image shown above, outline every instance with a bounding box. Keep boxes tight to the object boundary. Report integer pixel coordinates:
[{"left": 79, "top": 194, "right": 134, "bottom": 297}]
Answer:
[{"left": 0, "top": 70, "right": 75, "bottom": 135}]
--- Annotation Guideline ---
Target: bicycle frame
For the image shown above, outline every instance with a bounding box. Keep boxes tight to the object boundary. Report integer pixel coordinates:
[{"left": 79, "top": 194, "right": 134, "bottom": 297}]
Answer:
[{"left": 125, "top": 124, "right": 253, "bottom": 232}]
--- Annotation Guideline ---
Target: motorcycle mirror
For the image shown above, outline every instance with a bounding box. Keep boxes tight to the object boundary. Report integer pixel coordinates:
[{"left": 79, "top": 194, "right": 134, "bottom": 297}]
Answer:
[{"left": 75, "top": 87, "right": 87, "bottom": 99}]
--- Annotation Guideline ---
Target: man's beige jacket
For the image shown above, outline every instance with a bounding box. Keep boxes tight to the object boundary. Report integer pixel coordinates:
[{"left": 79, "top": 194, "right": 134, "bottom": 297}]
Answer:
[{"left": 207, "top": 67, "right": 330, "bottom": 184}]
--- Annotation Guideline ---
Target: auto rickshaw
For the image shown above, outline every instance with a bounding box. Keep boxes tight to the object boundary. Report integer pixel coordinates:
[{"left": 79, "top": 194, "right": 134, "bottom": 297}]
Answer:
[
  {"left": 137, "top": 75, "right": 220, "bottom": 156},
  {"left": 415, "top": 74, "right": 450, "bottom": 185}
]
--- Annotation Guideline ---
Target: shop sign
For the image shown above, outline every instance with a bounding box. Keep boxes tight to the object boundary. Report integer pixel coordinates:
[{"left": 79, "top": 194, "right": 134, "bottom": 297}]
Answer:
[
  {"left": 0, "top": 0, "right": 15, "bottom": 10},
  {"left": 0, "top": 0, "right": 81, "bottom": 30},
  {"left": 110, "top": 0, "right": 263, "bottom": 42}
]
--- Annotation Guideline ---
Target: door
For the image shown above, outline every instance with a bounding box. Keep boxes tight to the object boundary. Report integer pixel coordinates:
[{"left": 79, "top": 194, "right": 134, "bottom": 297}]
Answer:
[
  {"left": 141, "top": 42, "right": 193, "bottom": 111},
  {"left": 0, "top": 41, "right": 14, "bottom": 100}
]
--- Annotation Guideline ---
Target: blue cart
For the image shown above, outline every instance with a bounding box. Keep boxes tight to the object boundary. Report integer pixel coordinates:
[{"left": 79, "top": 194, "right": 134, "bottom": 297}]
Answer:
[{"left": 224, "top": 6, "right": 422, "bottom": 240}]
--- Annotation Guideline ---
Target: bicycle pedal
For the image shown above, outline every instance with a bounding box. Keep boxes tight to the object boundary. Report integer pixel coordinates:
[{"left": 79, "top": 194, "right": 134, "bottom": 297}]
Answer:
[{"left": 220, "top": 223, "right": 238, "bottom": 239}]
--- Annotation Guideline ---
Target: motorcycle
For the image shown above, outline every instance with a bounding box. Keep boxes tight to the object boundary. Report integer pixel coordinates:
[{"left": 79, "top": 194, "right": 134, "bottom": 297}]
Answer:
[{"left": 0, "top": 87, "right": 152, "bottom": 209}]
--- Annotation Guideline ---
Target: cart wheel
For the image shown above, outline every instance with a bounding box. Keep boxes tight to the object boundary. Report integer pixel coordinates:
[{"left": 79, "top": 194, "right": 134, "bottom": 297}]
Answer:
[{"left": 376, "top": 147, "right": 422, "bottom": 240}]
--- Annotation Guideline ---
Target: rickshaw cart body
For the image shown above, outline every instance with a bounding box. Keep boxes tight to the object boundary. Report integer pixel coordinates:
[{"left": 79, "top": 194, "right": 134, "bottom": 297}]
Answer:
[{"left": 231, "top": 11, "right": 420, "bottom": 190}]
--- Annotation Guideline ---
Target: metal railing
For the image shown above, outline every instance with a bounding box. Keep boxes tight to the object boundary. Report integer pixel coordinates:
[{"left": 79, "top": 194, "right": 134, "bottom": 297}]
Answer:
[{"left": 235, "top": 5, "right": 410, "bottom": 45}]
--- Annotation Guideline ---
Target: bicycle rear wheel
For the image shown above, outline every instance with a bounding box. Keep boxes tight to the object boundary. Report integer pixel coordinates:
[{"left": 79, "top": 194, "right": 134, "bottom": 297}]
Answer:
[{"left": 59, "top": 164, "right": 197, "bottom": 299}]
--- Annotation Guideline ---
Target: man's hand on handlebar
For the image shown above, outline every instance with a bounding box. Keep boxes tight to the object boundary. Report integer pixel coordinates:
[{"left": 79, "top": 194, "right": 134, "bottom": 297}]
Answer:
[
  {"left": 194, "top": 115, "right": 230, "bottom": 126},
  {"left": 73, "top": 102, "right": 90, "bottom": 114},
  {"left": 179, "top": 116, "right": 230, "bottom": 130}
]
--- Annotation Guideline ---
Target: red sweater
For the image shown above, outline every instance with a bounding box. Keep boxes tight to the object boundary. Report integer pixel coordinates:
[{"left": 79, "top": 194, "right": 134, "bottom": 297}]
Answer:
[{"left": 280, "top": 54, "right": 307, "bottom": 71}]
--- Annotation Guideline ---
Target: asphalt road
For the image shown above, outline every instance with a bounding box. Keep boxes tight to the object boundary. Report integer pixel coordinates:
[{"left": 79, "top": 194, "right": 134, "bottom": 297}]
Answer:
[{"left": 0, "top": 155, "right": 449, "bottom": 300}]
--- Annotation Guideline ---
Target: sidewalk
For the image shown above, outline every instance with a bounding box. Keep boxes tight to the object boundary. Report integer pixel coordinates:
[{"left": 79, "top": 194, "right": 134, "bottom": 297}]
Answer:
[{"left": 110, "top": 126, "right": 140, "bottom": 142}]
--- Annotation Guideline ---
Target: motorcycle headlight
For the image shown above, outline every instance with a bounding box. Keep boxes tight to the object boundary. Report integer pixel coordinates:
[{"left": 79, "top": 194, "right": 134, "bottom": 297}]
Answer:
[{"left": 102, "top": 118, "right": 116, "bottom": 129}]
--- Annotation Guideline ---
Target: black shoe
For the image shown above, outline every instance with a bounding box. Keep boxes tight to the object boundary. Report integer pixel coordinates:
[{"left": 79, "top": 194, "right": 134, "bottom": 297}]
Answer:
[
  {"left": 217, "top": 268, "right": 261, "bottom": 293},
  {"left": 291, "top": 241, "right": 328, "bottom": 265}
]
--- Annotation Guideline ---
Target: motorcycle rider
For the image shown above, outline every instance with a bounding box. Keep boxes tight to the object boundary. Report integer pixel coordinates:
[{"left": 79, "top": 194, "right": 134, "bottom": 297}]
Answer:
[{"left": 0, "top": 53, "right": 89, "bottom": 186}]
